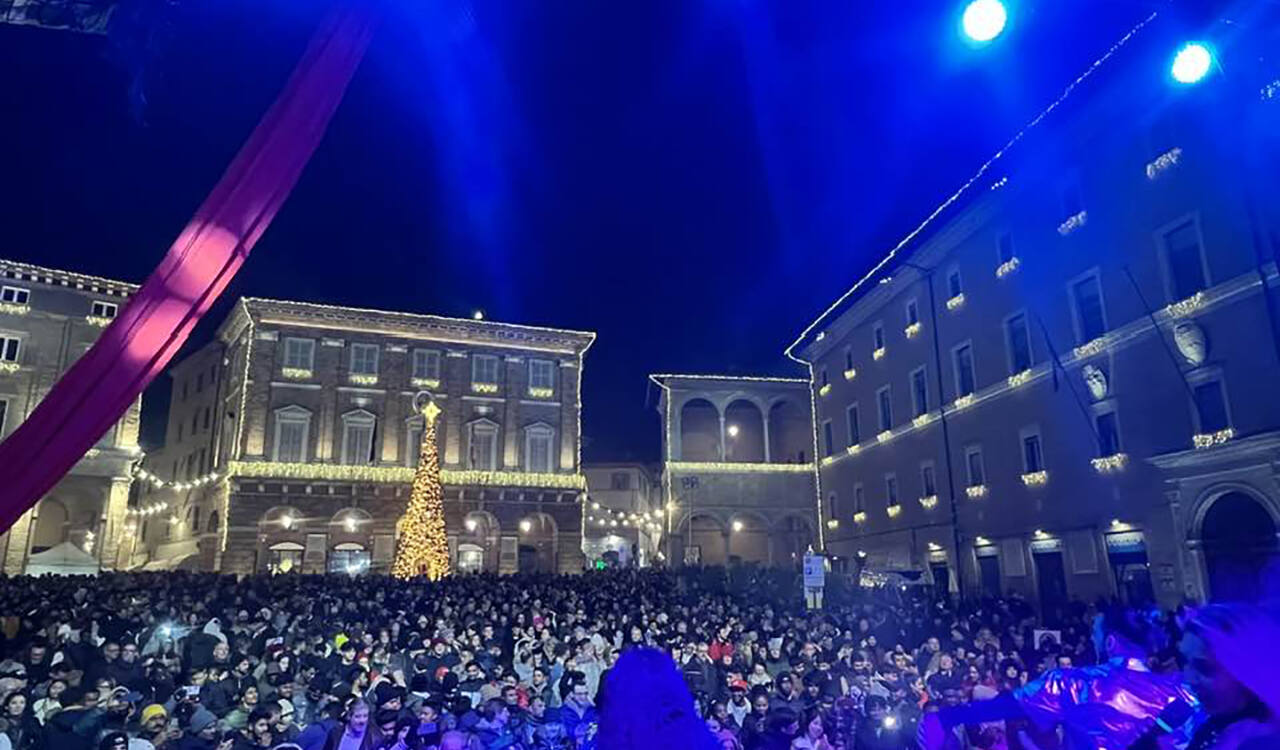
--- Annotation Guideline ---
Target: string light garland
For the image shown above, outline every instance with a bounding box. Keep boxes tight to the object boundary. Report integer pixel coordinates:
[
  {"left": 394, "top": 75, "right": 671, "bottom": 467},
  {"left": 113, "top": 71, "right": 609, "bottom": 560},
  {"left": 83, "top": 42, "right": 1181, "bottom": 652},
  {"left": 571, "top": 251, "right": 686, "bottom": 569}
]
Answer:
[
  {"left": 872, "top": 347, "right": 886, "bottom": 361},
  {"left": 1145, "top": 147, "right": 1182, "bottom": 179},
  {"left": 886, "top": 504, "right": 902, "bottom": 518},
  {"left": 919, "top": 495, "right": 938, "bottom": 509},
  {"left": 527, "top": 387, "right": 553, "bottom": 398},
  {"left": 1165, "top": 292, "right": 1204, "bottom": 318},
  {"left": 84, "top": 315, "right": 112, "bottom": 327},
  {"left": 1007, "top": 370, "right": 1033, "bottom": 388},
  {"left": 411, "top": 377, "right": 440, "bottom": 389},
  {"left": 1073, "top": 337, "right": 1109, "bottom": 359},
  {"left": 349, "top": 374, "right": 378, "bottom": 386},
  {"left": 392, "top": 399, "right": 450, "bottom": 580},
  {"left": 1057, "top": 211, "right": 1088, "bottom": 236},
  {"left": 0, "top": 303, "right": 30, "bottom": 316},
  {"left": 133, "top": 465, "right": 220, "bottom": 491},
  {"left": 1091, "top": 453, "right": 1128, "bottom": 473},
  {"left": 0, "top": 362, "right": 21, "bottom": 374},
  {"left": 665, "top": 461, "right": 815, "bottom": 474},
  {"left": 946, "top": 294, "right": 966, "bottom": 312},
  {"left": 224, "top": 460, "right": 587, "bottom": 489},
  {"left": 819, "top": 384, "right": 832, "bottom": 397},
  {"left": 995, "top": 257, "right": 1021, "bottom": 278},
  {"left": 282, "top": 367, "right": 312, "bottom": 380},
  {"left": 904, "top": 322, "right": 922, "bottom": 339},
  {"left": 966, "top": 485, "right": 988, "bottom": 499},
  {"left": 471, "top": 382, "right": 499, "bottom": 394},
  {"left": 843, "top": 368, "right": 857, "bottom": 381},
  {"left": 1193, "top": 428, "right": 1234, "bottom": 449},
  {"left": 1021, "top": 470, "right": 1049, "bottom": 487}
]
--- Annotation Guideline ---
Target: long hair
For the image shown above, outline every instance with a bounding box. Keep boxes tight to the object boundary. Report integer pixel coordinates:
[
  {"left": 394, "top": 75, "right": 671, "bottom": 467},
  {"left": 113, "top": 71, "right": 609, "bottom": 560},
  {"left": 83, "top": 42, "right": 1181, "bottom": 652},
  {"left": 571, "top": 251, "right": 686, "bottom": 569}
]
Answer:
[{"left": 596, "top": 648, "right": 718, "bottom": 750}]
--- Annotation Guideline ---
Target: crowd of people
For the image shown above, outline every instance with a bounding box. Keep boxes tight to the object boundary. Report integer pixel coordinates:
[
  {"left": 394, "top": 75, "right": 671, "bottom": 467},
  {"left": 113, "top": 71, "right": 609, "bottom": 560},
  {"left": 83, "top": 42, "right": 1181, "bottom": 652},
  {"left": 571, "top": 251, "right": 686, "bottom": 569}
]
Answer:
[{"left": 0, "top": 566, "right": 1270, "bottom": 750}]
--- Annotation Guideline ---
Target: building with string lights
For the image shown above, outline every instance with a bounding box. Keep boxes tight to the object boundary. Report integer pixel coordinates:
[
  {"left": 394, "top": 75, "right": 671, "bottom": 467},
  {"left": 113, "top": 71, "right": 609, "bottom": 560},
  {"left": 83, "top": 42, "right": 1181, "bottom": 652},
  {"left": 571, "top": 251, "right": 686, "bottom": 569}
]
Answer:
[
  {"left": 0, "top": 258, "right": 141, "bottom": 574},
  {"left": 133, "top": 297, "right": 595, "bottom": 575},
  {"left": 788, "top": 22, "right": 1280, "bottom": 609},
  {"left": 582, "top": 463, "right": 663, "bottom": 567},
  {"left": 649, "top": 374, "right": 819, "bottom": 567}
]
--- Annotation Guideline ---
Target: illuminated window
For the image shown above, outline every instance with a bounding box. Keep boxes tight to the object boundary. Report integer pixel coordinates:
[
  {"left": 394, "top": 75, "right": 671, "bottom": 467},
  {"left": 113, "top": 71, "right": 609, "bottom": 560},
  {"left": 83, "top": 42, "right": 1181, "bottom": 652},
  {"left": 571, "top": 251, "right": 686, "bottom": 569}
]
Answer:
[
  {"left": 872, "top": 322, "right": 885, "bottom": 352},
  {"left": 921, "top": 463, "right": 937, "bottom": 497},
  {"left": 284, "top": 338, "right": 315, "bottom": 370},
  {"left": 1021, "top": 428, "right": 1044, "bottom": 473}
]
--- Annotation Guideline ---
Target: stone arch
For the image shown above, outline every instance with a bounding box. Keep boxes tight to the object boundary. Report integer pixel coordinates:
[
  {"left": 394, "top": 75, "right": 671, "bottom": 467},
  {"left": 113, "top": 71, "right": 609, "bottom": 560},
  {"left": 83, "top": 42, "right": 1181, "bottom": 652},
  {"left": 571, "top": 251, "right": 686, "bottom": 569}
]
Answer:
[
  {"left": 31, "top": 498, "right": 70, "bottom": 553},
  {"left": 672, "top": 512, "right": 728, "bottom": 566},
  {"left": 1190, "top": 484, "right": 1279, "bottom": 601},
  {"left": 260, "top": 505, "right": 305, "bottom": 533},
  {"left": 517, "top": 512, "right": 558, "bottom": 574},
  {"left": 768, "top": 398, "right": 810, "bottom": 464},
  {"left": 724, "top": 399, "right": 766, "bottom": 463},
  {"left": 331, "top": 507, "right": 373, "bottom": 536},
  {"left": 727, "top": 510, "right": 770, "bottom": 565},
  {"left": 259, "top": 505, "right": 305, "bottom": 572},
  {"left": 680, "top": 398, "right": 721, "bottom": 462}
]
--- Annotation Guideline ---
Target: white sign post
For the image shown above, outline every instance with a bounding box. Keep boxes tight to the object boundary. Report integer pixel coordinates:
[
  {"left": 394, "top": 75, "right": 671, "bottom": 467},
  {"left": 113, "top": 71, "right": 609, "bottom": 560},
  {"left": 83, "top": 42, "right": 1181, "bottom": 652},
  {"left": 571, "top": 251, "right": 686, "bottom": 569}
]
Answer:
[{"left": 803, "top": 553, "right": 826, "bottom": 609}]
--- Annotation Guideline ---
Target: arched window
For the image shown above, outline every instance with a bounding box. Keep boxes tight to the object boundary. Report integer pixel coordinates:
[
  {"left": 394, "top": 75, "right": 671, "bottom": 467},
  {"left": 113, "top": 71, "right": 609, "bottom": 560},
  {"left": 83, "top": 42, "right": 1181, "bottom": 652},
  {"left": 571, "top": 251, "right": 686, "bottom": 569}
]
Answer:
[
  {"left": 405, "top": 416, "right": 424, "bottom": 467},
  {"left": 341, "top": 409, "right": 377, "bottom": 465},
  {"left": 467, "top": 419, "right": 499, "bottom": 471},
  {"left": 273, "top": 405, "right": 312, "bottom": 462},
  {"left": 524, "top": 423, "right": 555, "bottom": 473},
  {"left": 207, "top": 511, "right": 220, "bottom": 534}
]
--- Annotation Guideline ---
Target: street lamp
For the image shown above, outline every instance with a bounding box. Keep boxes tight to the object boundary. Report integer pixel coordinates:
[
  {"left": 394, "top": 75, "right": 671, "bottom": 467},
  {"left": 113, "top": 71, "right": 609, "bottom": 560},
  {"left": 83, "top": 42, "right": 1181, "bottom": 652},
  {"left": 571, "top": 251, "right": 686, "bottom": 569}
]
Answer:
[
  {"left": 727, "top": 424, "right": 740, "bottom": 438},
  {"left": 961, "top": 0, "right": 1007, "bottom": 43},
  {"left": 732, "top": 519, "right": 744, "bottom": 533}
]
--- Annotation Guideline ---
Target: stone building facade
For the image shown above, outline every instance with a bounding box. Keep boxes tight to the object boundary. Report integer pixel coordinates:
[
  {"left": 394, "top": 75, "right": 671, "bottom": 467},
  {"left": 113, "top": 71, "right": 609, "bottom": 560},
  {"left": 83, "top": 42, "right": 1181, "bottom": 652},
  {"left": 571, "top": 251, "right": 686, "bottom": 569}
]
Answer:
[
  {"left": 650, "top": 374, "right": 818, "bottom": 567},
  {"left": 790, "top": 31, "right": 1280, "bottom": 608},
  {"left": 0, "top": 258, "right": 141, "bottom": 572},
  {"left": 137, "top": 298, "right": 595, "bottom": 575},
  {"left": 582, "top": 463, "right": 662, "bottom": 567}
]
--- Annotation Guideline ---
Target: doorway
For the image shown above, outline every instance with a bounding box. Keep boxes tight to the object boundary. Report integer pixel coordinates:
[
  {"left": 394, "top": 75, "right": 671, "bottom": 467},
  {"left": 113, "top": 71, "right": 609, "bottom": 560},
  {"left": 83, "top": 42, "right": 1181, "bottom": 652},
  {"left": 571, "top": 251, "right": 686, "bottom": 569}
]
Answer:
[
  {"left": 1199, "top": 491, "right": 1278, "bottom": 601},
  {"left": 1033, "top": 551, "right": 1068, "bottom": 618}
]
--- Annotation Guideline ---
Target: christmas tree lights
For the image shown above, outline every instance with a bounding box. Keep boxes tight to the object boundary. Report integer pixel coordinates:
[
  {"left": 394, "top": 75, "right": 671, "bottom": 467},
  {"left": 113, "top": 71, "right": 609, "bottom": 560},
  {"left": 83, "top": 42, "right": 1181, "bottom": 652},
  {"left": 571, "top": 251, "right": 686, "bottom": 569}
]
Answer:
[{"left": 392, "top": 399, "right": 451, "bottom": 580}]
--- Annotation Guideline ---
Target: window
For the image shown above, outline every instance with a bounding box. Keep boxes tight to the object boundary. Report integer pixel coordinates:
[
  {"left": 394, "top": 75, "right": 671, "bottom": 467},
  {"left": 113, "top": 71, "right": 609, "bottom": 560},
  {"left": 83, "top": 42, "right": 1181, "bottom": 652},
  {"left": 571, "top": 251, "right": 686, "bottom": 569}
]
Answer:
[
  {"left": 412, "top": 349, "right": 442, "bottom": 381},
  {"left": 906, "top": 299, "right": 919, "bottom": 326},
  {"left": 953, "top": 343, "right": 975, "bottom": 397},
  {"left": 1096, "top": 411, "right": 1121, "bottom": 456},
  {"left": 885, "top": 475, "right": 899, "bottom": 506},
  {"left": 910, "top": 367, "right": 929, "bottom": 417},
  {"left": 176, "top": 422, "right": 183, "bottom": 443},
  {"left": 1163, "top": 220, "right": 1208, "bottom": 301},
  {"left": 0, "top": 335, "right": 19, "bottom": 363},
  {"left": 872, "top": 323, "right": 885, "bottom": 351},
  {"left": 1, "top": 287, "right": 29, "bottom": 305},
  {"left": 1070, "top": 274, "right": 1107, "bottom": 343},
  {"left": 1193, "top": 381, "right": 1230, "bottom": 433},
  {"left": 273, "top": 406, "right": 312, "bottom": 462},
  {"left": 191, "top": 412, "right": 199, "bottom": 434},
  {"left": 525, "top": 424, "right": 555, "bottom": 472},
  {"left": 198, "top": 449, "right": 207, "bottom": 475},
  {"left": 1062, "top": 183, "right": 1084, "bottom": 217},
  {"left": 820, "top": 368, "right": 829, "bottom": 388},
  {"left": 822, "top": 421, "right": 834, "bottom": 457},
  {"left": 611, "top": 472, "right": 631, "bottom": 490},
  {"left": 472, "top": 354, "right": 500, "bottom": 385},
  {"left": 1022, "top": 429, "right": 1044, "bottom": 473},
  {"left": 877, "top": 387, "right": 893, "bottom": 432},
  {"left": 196, "top": 373, "right": 204, "bottom": 393},
  {"left": 91, "top": 300, "right": 118, "bottom": 319},
  {"left": 340, "top": 410, "right": 377, "bottom": 465},
  {"left": 997, "top": 233, "right": 1015, "bottom": 264},
  {"left": 284, "top": 338, "right": 315, "bottom": 370},
  {"left": 468, "top": 420, "right": 499, "bottom": 470},
  {"left": 965, "top": 446, "right": 986, "bottom": 486},
  {"left": 947, "top": 270, "right": 963, "bottom": 299},
  {"left": 202, "top": 406, "right": 211, "bottom": 431},
  {"left": 846, "top": 403, "right": 861, "bottom": 446},
  {"left": 350, "top": 344, "right": 380, "bottom": 376},
  {"left": 0, "top": 398, "right": 7, "bottom": 436},
  {"left": 181, "top": 381, "right": 188, "bottom": 402},
  {"left": 406, "top": 419, "right": 424, "bottom": 467},
  {"left": 1005, "top": 313, "right": 1033, "bottom": 373},
  {"left": 529, "top": 359, "right": 555, "bottom": 391},
  {"left": 844, "top": 348, "right": 854, "bottom": 371},
  {"left": 921, "top": 463, "right": 937, "bottom": 497},
  {"left": 854, "top": 484, "right": 866, "bottom": 513}
]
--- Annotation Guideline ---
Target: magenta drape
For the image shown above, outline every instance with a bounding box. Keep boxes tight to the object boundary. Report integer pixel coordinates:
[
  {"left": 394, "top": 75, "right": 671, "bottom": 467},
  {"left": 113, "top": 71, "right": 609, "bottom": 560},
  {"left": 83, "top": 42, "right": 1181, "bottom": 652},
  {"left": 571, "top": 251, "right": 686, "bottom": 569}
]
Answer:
[{"left": 0, "top": 0, "right": 378, "bottom": 533}]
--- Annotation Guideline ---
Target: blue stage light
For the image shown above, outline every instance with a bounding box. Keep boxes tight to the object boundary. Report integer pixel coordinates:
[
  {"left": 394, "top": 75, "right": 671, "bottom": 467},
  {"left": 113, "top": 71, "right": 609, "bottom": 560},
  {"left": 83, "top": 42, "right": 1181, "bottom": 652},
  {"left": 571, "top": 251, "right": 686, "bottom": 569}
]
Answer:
[
  {"left": 1171, "top": 42, "right": 1212, "bottom": 85},
  {"left": 962, "top": 0, "right": 1007, "bottom": 43}
]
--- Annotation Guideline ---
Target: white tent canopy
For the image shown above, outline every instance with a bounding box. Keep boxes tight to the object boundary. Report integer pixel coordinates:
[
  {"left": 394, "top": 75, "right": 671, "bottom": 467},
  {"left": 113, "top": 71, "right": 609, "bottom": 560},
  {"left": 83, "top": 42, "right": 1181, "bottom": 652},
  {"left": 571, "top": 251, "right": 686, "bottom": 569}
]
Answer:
[{"left": 25, "top": 542, "right": 101, "bottom": 577}]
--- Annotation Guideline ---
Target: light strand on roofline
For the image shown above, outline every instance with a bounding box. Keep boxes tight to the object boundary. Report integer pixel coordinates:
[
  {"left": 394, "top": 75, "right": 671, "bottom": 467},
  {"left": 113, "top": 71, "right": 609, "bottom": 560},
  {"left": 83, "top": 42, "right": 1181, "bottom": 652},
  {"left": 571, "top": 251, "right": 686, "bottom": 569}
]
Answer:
[{"left": 784, "top": 11, "right": 1159, "bottom": 358}]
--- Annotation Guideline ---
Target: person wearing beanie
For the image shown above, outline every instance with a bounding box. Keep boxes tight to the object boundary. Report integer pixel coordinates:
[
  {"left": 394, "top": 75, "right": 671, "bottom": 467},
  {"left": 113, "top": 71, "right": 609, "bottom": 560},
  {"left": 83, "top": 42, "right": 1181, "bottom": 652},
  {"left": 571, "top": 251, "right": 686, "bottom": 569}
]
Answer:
[{"left": 176, "top": 707, "right": 218, "bottom": 750}]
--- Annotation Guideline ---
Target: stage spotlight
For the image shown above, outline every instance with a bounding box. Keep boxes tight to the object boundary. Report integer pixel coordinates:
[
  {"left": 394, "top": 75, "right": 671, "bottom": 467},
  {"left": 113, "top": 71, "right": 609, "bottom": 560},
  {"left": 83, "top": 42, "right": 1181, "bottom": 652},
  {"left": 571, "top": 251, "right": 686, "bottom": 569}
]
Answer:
[
  {"left": 962, "top": 0, "right": 1007, "bottom": 43},
  {"left": 1171, "top": 42, "right": 1212, "bottom": 85}
]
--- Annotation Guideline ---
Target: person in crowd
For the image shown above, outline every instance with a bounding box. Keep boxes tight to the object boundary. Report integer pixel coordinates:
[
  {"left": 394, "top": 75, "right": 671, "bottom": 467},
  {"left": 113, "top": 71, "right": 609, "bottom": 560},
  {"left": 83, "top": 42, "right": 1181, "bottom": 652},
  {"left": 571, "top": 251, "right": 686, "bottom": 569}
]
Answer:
[{"left": 1180, "top": 604, "right": 1280, "bottom": 749}]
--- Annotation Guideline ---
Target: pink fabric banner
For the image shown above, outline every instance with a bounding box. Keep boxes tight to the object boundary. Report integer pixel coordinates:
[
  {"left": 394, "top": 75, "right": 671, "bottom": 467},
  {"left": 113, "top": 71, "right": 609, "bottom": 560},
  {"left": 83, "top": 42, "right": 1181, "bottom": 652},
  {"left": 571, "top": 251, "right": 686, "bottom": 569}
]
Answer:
[{"left": 0, "top": 1, "right": 379, "bottom": 534}]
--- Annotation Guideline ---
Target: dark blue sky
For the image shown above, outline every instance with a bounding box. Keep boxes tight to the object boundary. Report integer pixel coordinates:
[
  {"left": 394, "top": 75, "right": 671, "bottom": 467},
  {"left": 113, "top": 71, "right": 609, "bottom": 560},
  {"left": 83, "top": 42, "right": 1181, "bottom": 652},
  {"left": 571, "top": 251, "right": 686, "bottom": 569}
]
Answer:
[{"left": 0, "top": 0, "right": 1161, "bottom": 461}]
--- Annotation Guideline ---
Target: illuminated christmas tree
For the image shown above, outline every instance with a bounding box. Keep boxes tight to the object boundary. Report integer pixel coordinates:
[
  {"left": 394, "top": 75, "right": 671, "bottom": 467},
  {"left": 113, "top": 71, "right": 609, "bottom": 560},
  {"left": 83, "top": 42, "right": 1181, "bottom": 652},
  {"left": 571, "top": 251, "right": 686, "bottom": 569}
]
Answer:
[{"left": 392, "top": 399, "right": 451, "bottom": 580}]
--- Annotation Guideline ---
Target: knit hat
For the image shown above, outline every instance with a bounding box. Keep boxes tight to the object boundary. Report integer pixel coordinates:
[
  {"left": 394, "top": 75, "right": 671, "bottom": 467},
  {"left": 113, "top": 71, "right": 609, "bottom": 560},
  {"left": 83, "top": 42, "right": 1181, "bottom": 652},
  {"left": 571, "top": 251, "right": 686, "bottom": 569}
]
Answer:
[
  {"left": 140, "top": 704, "right": 168, "bottom": 724},
  {"left": 188, "top": 706, "right": 218, "bottom": 733}
]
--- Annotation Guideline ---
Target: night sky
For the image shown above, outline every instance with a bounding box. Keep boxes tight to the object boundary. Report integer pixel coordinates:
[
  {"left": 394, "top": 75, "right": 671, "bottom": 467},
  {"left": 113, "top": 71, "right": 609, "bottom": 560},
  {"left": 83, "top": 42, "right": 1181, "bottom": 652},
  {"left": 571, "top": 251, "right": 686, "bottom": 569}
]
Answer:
[{"left": 0, "top": 0, "right": 1159, "bottom": 462}]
